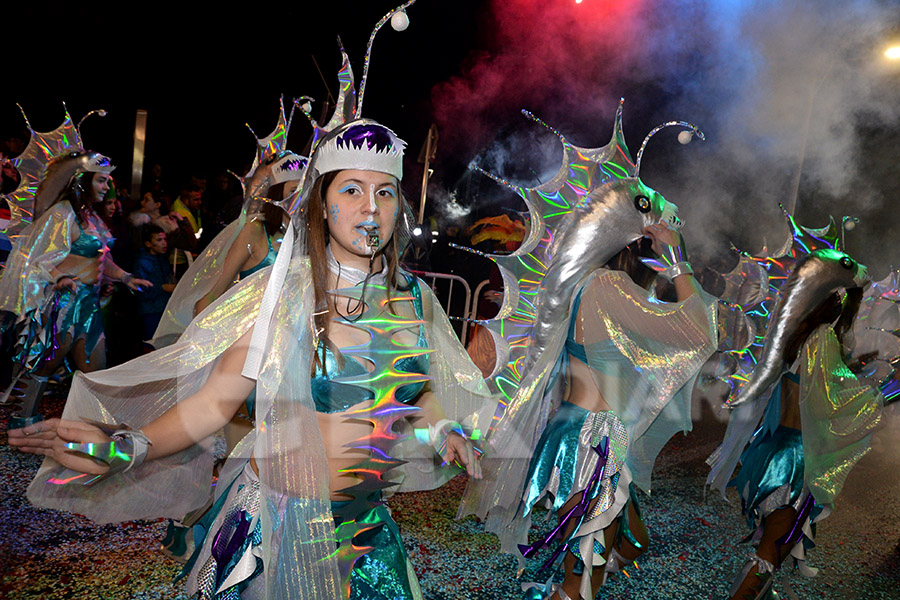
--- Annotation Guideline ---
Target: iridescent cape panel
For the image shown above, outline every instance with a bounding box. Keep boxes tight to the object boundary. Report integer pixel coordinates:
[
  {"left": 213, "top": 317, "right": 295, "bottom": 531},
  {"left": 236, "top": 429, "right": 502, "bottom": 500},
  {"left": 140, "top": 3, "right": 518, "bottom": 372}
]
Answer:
[
  {"left": 26, "top": 256, "right": 494, "bottom": 599},
  {"left": 0, "top": 202, "right": 76, "bottom": 317}
]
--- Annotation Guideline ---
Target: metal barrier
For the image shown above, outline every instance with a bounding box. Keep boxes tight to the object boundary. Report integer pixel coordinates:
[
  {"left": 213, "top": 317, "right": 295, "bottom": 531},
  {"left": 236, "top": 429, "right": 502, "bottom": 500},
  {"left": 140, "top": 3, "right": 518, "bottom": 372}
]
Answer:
[
  {"left": 470, "top": 278, "right": 492, "bottom": 321},
  {"left": 407, "top": 270, "right": 473, "bottom": 344}
]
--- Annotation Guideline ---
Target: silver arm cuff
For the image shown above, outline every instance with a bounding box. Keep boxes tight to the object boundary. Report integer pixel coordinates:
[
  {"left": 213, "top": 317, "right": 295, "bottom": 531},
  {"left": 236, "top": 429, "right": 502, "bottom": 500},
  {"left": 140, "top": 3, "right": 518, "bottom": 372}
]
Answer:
[
  {"left": 55, "top": 429, "right": 153, "bottom": 486},
  {"left": 111, "top": 429, "right": 152, "bottom": 472},
  {"left": 663, "top": 261, "right": 694, "bottom": 281}
]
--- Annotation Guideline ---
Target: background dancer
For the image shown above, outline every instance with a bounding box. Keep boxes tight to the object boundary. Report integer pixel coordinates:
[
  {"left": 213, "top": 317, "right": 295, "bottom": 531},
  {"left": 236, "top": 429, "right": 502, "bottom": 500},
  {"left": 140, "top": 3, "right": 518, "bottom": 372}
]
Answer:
[{"left": 0, "top": 139, "right": 149, "bottom": 428}]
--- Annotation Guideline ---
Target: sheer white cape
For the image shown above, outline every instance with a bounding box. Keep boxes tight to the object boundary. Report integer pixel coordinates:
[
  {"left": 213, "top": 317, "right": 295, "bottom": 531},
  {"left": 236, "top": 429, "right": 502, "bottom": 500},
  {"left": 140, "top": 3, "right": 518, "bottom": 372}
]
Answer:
[{"left": 26, "top": 253, "right": 496, "bottom": 599}]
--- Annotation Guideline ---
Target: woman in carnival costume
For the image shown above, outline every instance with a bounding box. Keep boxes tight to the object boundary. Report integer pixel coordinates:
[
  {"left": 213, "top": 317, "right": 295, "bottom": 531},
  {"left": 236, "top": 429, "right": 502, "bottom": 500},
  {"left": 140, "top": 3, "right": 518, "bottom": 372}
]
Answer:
[
  {"left": 706, "top": 224, "right": 884, "bottom": 600},
  {"left": 151, "top": 97, "right": 307, "bottom": 349},
  {"left": 150, "top": 102, "right": 306, "bottom": 562},
  {"left": 9, "top": 6, "right": 495, "bottom": 599},
  {"left": 0, "top": 108, "right": 150, "bottom": 429},
  {"left": 457, "top": 108, "right": 718, "bottom": 599}
]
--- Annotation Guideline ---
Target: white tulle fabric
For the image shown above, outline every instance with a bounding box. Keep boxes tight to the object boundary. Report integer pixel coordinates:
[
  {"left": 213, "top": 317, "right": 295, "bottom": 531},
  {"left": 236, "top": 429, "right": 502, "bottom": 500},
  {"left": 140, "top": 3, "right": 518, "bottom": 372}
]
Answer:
[
  {"left": 151, "top": 199, "right": 272, "bottom": 348},
  {"left": 26, "top": 248, "right": 495, "bottom": 599}
]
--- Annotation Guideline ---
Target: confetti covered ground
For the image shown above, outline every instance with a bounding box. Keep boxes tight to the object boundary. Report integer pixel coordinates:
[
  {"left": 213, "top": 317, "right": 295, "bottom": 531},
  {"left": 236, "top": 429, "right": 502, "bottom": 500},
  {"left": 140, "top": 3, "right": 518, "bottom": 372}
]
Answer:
[{"left": 2, "top": 389, "right": 899, "bottom": 600}]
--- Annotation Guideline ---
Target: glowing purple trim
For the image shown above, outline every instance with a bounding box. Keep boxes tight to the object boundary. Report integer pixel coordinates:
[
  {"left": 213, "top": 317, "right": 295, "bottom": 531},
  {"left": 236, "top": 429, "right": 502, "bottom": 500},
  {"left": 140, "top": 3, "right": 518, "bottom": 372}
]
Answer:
[
  {"left": 518, "top": 437, "right": 610, "bottom": 570},
  {"left": 336, "top": 124, "right": 395, "bottom": 153}
]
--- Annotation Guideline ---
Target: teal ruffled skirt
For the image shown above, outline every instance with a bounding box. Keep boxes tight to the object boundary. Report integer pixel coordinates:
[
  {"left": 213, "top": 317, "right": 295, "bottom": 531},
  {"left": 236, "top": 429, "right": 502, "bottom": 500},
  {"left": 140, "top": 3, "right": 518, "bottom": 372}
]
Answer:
[
  {"left": 184, "top": 464, "right": 419, "bottom": 599},
  {"left": 733, "top": 425, "right": 805, "bottom": 528},
  {"left": 12, "top": 283, "right": 104, "bottom": 371}
]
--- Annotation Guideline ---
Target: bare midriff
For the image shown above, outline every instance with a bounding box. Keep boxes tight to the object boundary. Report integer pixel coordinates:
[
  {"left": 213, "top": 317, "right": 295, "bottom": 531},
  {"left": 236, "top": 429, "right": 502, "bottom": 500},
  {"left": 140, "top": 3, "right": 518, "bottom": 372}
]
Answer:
[{"left": 54, "top": 253, "right": 104, "bottom": 286}]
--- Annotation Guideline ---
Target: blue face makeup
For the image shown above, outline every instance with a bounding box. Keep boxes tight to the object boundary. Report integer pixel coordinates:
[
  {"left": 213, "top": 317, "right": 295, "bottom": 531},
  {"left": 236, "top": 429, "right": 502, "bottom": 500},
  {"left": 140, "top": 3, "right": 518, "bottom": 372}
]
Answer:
[
  {"left": 378, "top": 187, "right": 397, "bottom": 198},
  {"left": 337, "top": 183, "right": 362, "bottom": 194},
  {"left": 330, "top": 205, "right": 340, "bottom": 220}
]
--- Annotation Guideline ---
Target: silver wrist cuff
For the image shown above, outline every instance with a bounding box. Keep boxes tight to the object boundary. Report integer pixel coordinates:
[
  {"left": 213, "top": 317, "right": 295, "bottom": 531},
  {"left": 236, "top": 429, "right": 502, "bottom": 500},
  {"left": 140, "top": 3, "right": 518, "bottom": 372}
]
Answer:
[
  {"left": 111, "top": 429, "right": 152, "bottom": 472},
  {"left": 663, "top": 261, "right": 693, "bottom": 281},
  {"left": 54, "top": 429, "right": 153, "bottom": 486}
]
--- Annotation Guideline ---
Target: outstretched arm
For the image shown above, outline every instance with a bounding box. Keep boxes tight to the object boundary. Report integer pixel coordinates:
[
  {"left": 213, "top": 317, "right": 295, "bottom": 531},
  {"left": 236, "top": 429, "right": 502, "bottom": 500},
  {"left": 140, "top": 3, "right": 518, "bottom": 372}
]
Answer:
[
  {"left": 9, "top": 331, "right": 256, "bottom": 473},
  {"left": 194, "top": 221, "right": 262, "bottom": 316},
  {"left": 102, "top": 256, "right": 152, "bottom": 292}
]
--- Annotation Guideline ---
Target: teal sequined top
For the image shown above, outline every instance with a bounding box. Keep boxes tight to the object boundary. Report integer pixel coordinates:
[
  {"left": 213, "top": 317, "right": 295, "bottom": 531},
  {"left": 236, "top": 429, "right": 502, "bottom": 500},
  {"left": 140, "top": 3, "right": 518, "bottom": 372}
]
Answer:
[
  {"left": 238, "top": 235, "right": 278, "bottom": 280},
  {"left": 311, "top": 277, "right": 429, "bottom": 414},
  {"left": 70, "top": 219, "right": 113, "bottom": 258}
]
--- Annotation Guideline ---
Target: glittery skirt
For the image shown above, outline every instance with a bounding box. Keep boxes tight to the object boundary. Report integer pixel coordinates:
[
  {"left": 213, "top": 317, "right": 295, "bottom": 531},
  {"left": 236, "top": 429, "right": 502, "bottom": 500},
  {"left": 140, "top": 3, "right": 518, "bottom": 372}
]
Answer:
[
  {"left": 523, "top": 401, "right": 632, "bottom": 567},
  {"left": 10, "top": 283, "right": 104, "bottom": 371},
  {"left": 733, "top": 425, "right": 808, "bottom": 529},
  {"left": 54, "top": 283, "right": 104, "bottom": 355},
  {"left": 184, "top": 463, "right": 421, "bottom": 599}
]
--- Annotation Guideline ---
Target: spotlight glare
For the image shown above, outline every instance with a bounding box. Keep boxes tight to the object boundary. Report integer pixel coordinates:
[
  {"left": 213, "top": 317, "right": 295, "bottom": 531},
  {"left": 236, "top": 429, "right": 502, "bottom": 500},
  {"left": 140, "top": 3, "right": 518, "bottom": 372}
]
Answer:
[{"left": 886, "top": 46, "right": 900, "bottom": 60}]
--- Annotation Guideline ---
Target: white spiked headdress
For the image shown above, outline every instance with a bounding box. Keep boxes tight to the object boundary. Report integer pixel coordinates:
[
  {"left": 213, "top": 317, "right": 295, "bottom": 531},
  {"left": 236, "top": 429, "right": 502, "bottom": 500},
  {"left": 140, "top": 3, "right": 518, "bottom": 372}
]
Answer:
[{"left": 311, "top": 120, "right": 406, "bottom": 180}]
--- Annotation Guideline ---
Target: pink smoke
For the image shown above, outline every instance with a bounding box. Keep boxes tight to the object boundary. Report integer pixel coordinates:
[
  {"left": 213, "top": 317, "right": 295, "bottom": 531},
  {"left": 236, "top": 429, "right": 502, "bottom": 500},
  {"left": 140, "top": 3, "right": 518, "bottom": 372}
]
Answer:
[{"left": 430, "top": 0, "right": 648, "bottom": 158}]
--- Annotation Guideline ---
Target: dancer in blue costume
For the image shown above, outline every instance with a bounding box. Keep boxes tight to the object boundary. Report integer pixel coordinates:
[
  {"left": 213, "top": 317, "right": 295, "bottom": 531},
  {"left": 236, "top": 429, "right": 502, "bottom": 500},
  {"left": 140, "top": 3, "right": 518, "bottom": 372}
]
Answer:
[
  {"left": 0, "top": 147, "right": 150, "bottom": 428},
  {"left": 10, "top": 114, "right": 494, "bottom": 599},
  {"left": 455, "top": 106, "right": 717, "bottom": 600},
  {"left": 707, "top": 246, "right": 882, "bottom": 600},
  {"left": 520, "top": 228, "right": 716, "bottom": 600}
]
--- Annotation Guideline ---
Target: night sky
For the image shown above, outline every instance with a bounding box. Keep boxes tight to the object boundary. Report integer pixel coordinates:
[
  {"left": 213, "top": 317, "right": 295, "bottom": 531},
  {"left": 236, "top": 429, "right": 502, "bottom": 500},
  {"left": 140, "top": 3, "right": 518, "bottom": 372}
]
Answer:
[{"left": 2, "top": 0, "right": 900, "bottom": 276}]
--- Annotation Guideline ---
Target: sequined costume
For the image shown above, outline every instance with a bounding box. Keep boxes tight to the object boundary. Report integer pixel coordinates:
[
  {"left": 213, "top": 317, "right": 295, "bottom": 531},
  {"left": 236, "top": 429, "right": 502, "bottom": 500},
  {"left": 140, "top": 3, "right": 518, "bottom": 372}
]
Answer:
[
  {"left": 25, "top": 258, "right": 494, "bottom": 599},
  {"left": 180, "top": 275, "right": 430, "bottom": 599},
  {"left": 0, "top": 201, "right": 112, "bottom": 369},
  {"left": 717, "top": 324, "right": 882, "bottom": 574},
  {"left": 468, "top": 268, "right": 716, "bottom": 599}
]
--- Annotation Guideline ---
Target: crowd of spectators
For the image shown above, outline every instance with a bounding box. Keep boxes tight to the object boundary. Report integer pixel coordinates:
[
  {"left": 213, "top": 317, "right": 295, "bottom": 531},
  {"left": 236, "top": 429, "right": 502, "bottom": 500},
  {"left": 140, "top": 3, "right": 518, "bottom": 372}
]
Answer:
[{"left": 96, "top": 168, "right": 244, "bottom": 363}]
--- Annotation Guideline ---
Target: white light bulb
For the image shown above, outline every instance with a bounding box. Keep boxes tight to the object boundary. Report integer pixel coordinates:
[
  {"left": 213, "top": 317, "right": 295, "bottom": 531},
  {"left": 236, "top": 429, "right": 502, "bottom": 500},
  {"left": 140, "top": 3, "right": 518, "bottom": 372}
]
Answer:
[
  {"left": 412, "top": 226, "right": 422, "bottom": 236},
  {"left": 677, "top": 130, "right": 694, "bottom": 145}
]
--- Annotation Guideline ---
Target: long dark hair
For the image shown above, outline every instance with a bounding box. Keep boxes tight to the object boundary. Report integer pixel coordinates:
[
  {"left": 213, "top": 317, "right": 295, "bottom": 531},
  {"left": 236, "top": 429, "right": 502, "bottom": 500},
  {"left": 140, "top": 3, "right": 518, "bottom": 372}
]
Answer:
[
  {"left": 261, "top": 202, "right": 286, "bottom": 238},
  {"left": 306, "top": 171, "right": 405, "bottom": 369},
  {"left": 59, "top": 172, "right": 100, "bottom": 225},
  {"left": 605, "top": 236, "right": 657, "bottom": 290},
  {"left": 785, "top": 287, "right": 864, "bottom": 364}
]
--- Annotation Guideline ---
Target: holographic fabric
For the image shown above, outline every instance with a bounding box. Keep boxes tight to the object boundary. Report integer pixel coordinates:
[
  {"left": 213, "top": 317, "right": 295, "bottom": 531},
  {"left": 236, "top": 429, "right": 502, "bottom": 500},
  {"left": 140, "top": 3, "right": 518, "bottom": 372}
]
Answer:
[
  {"left": 26, "top": 257, "right": 493, "bottom": 599},
  {"left": 2, "top": 106, "right": 81, "bottom": 238},
  {"left": 0, "top": 202, "right": 76, "bottom": 318},
  {"left": 708, "top": 249, "right": 874, "bottom": 500},
  {"left": 186, "top": 464, "right": 421, "bottom": 600},
  {"left": 521, "top": 402, "right": 631, "bottom": 600},
  {"left": 151, "top": 201, "right": 274, "bottom": 348},
  {"left": 461, "top": 268, "right": 716, "bottom": 577},
  {"left": 310, "top": 304, "right": 428, "bottom": 414},
  {"left": 50, "top": 282, "right": 104, "bottom": 358},
  {"left": 457, "top": 103, "right": 710, "bottom": 560},
  {"left": 798, "top": 326, "right": 883, "bottom": 506}
]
